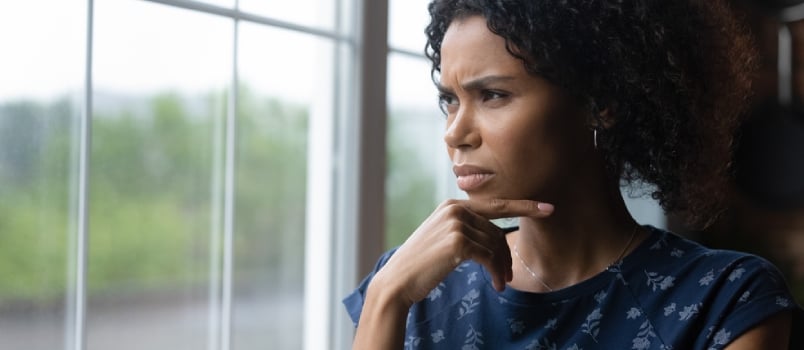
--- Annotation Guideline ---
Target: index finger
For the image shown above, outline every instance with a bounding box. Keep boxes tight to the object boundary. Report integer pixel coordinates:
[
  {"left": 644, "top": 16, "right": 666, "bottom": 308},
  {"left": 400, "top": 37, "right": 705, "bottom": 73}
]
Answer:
[{"left": 462, "top": 198, "right": 554, "bottom": 219}]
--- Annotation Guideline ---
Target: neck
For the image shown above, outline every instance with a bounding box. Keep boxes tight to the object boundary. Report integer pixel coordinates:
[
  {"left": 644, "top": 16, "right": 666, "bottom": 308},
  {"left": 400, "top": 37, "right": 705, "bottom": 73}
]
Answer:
[{"left": 508, "top": 177, "right": 643, "bottom": 292}]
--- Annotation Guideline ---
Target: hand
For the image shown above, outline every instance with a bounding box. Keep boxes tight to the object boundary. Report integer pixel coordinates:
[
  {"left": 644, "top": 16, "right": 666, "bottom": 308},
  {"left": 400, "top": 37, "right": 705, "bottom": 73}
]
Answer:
[{"left": 370, "top": 198, "right": 554, "bottom": 308}]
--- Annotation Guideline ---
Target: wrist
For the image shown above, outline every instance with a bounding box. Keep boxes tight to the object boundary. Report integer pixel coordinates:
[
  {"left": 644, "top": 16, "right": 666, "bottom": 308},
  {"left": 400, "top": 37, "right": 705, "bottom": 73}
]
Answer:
[
  {"left": 353, "top": 271, "right": 411, "bottom": 349},
  {"left": 365, "top": 269, "right": 414, "bottom": 311}
]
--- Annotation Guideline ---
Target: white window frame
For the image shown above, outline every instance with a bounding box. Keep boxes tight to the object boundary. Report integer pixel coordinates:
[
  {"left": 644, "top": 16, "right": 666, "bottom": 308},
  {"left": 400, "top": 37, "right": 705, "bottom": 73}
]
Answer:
[{"left": 68, "top": 0, "right": 391, "bottom": 350}]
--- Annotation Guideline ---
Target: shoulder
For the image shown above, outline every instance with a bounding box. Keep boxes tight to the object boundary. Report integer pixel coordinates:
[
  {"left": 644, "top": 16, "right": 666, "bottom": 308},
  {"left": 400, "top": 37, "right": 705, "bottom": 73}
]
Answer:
[
  {"left": 633, "top": 228, "right": 790, "bottom": 300},
  {"left": 640, "top": 228, "right": 781, "bottom": 277},
  {"left": 627, "top": 227, "right": 798, "bottom": 349}
]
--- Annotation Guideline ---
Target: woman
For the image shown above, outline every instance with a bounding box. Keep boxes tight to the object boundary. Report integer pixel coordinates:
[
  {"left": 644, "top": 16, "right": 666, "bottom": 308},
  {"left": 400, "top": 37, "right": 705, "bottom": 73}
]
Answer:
[{"left": 345, "top": 0, "right": 798, "bottom": 348}]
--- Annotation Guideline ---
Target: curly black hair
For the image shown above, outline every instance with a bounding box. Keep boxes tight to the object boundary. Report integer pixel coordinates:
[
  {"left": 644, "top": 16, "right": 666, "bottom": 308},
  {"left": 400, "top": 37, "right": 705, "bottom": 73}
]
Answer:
[{"left": 425, "top": 0, "right": 756, "bottom": 228}]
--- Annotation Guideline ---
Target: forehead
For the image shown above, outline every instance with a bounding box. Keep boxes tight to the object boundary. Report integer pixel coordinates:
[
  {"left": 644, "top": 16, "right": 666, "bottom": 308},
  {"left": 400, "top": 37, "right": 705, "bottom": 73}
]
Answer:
[{"left": 440, "top": 16, "right": 525, "bottom": 82}]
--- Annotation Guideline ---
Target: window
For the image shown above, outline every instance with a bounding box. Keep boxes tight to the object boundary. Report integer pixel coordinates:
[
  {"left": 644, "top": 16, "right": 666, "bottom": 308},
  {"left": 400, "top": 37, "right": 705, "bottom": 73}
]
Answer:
[
  {"left": 0, "top": 1, "right": 668, "bottom": 349},
  {"left": 89, "top": 3, "right": 231, "bottom": 348},
  {"left": 385, "top": 0, "right": 455, "bottom": 248},
  {"left": 385, "top": 53, "right": 451, "bottom": 247},
  {"left": 0, "top": 1, "right": 85, "bottom": 350},
  {"left": 0, "top": 0, "right": 353, "bottom": 349}
]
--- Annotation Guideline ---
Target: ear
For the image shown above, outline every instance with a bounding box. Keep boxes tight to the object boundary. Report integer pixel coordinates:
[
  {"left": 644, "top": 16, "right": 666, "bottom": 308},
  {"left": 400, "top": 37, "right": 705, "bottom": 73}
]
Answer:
[
  {"left": 586, "top": 97, "right": 617, "bottom": 130},
  {"left": 597, "top": 103, "right": 617, "bottom": 129},
  {"left": 598, "top": 105, "right": 616, "bottom": 129}
]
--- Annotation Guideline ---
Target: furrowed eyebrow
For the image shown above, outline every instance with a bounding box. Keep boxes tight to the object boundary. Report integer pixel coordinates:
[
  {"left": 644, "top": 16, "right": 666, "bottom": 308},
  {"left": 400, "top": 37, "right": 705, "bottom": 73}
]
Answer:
[
  {"left": 436, "top": 82, "right": 454, "bottom": 94},
  {"left": 436, "top": 75, "right": 516, "bottom": 94},
  {"left": 462, "top": 75, "right": 515, "bottom": 91}
]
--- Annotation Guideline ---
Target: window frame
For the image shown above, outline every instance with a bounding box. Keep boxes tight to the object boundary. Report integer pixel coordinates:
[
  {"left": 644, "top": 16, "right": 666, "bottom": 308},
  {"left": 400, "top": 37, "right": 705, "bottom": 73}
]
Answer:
[{"left": 65, "top": 0, "right": 389, "bottom": 350}]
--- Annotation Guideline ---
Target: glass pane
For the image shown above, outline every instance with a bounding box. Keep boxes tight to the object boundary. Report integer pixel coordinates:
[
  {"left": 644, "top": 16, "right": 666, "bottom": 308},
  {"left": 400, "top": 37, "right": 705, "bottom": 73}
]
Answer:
[
  {"left": 239, "top": 0, "right": 335, "bottom": 31},
  {"left": 389, "top": 0, "right": 431, "bottom": 53},
  {"left": 198, "top": 0, "right": 235, "bottom": 7},
  {"left": 385, "top": 53, "right": 449, "bottom": 247},
  {"left": 89, "top": 1, "right": 231, "bottom": 349},
  {"left": 232, "top": 23, "right": 329, "bottom": 350},
  {"left": 0, "top": 1, "right": 84, "bottom": 349}
]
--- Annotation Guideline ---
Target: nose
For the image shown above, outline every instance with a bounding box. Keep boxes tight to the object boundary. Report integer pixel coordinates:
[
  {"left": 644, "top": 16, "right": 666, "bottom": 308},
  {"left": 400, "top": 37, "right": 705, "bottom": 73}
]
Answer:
[{"left": 443, "top": 106, "right": 481, "bottom": 149}]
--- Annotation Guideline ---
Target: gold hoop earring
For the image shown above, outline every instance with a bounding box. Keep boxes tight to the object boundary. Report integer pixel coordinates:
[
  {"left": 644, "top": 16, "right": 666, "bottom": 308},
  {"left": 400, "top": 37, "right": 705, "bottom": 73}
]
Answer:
[{"left": 594, "top": 129, "right": 598, "bottom": 149}]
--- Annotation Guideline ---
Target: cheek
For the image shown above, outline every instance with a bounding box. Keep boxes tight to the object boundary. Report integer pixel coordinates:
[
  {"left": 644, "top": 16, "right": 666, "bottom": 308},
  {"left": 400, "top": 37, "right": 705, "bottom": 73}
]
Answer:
[
  {"left": 495, "top": 107, "right": 581, "bottom": 179},
  {"left": 512, "top": 130, "right": 559, "bottom": 175},
  {"left": 491, "top": 120, "right": 554, "bottom": 173}
]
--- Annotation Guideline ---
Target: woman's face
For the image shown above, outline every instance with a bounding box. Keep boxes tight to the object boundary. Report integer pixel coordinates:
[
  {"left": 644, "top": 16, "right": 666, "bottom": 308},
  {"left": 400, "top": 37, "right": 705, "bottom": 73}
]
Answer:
[{"left": 439, "top": 16, "right": 593, "bottom": 202}]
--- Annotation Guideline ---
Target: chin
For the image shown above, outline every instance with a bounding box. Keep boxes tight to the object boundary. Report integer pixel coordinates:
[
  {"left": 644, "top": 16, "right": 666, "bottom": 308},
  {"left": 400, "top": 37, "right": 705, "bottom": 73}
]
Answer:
[
  {"left": 463, "top": 190, "right": 492, "bottom": 201},
  {"left": 465, "top": 188, "right": 547, "bottom": 202},
  {"left": 464, "top": 190, "right": 522, "bottom": 201}
]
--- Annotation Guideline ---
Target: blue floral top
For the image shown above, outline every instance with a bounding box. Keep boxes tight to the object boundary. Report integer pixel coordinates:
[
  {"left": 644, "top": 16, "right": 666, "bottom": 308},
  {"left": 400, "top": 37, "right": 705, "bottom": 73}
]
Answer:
[{"left": 344, "top": 227, "right": 799, "bottom": 349}]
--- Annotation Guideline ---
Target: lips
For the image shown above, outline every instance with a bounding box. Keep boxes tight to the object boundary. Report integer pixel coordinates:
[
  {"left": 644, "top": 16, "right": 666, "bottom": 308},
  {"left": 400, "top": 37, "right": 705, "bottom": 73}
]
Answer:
[{"left": 453, "top": 165, "right": 495, "bottom": 191}]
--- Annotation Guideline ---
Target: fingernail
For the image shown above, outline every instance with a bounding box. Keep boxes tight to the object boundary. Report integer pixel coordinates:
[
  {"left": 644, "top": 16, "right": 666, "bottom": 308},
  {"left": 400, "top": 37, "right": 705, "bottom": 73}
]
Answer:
[{"left": 537, "top": 203, "right": 554, "bottom": 213}]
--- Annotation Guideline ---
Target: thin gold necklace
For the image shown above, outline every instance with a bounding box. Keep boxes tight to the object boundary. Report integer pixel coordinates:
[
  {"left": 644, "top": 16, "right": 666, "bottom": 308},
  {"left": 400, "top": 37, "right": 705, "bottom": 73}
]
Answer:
[{"left": 512, "top": 225, "right": 639, "bottom": 292}]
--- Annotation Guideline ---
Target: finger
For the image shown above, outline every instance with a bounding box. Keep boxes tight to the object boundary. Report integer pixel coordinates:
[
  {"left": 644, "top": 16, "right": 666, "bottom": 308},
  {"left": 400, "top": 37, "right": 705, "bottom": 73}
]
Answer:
[
  {"left": 437, "top": 200, "right": 512, "bottom": 237},
  {"left": 462, "top": 198, "right": 555, "bottom": 219},
  {"left": 491, "top": 238, "right": 513, "bottom": 287},
  {"left": 466, "top": 240, "right": 509, "bottom": 292},
  {"left": 435, "top": 200, "right": 518, "bottom": 286},
  {"left": 449, "top": 211, "right": 509, "bottom": 257},
  {"left": 464, "top": 212, "right": 513, "bottom": 282},
  {"left": 454, "top": 224, "right": 512, "bottom": 291},
  {"left": 446, "top": 204, "right": 514, "bottom": 283}
]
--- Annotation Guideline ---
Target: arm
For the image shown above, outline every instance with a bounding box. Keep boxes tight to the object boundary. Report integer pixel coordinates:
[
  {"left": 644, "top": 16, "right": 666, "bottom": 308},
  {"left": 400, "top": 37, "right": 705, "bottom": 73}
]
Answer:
[
  {"left": 352, "top": 272, "right": 411, "bottom": 349},
  {"left": 350, "top": 199, "right": 553, "bottom": 349},
  {"left": 724, "top": 310, "right": 792, "bottom": 350}
]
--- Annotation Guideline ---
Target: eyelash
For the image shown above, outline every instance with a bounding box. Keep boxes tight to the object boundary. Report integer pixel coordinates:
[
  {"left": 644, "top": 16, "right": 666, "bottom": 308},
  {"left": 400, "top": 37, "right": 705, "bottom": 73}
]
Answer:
[
  {"left": 438, "top": 93, "right": 457, "bottom": 116},
  {"left": 482, "top": 90, "right": 506, "bottom": 101},
  {"left": 437, "top": 90, "right": 508, "bottom": 116}
]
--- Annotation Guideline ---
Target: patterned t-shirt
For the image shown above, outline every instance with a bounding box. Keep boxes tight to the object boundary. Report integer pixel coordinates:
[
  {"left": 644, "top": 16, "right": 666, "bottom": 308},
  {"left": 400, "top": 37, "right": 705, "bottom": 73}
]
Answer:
[{"left": 344, "top": 226, "right": 799, "bottom": 349}]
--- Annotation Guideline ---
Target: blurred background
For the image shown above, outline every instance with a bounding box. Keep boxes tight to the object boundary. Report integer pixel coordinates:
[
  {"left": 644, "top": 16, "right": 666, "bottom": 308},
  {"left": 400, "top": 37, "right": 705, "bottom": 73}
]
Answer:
[
  {"left": 0, "top": 1, "right": 801, "bottom": 350},
  {"left": 688, "top": 0, "right": 804, "bottom": 306}
]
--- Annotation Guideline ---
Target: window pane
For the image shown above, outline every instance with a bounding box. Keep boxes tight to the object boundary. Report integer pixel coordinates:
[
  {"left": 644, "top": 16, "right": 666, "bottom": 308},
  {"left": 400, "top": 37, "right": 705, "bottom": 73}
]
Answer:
[
  {"left": 389, "top": 0, "right": 431, "bottom": 53},
  {"left": 0, "top": 1, "right": 84, "bottom": 349},
  {"left": 232, "top": 23, "right": 331, "bottom": 350},
  {"left": 385, "top": 53, "right": 449, "bottom": 247},
  {"left": 198, "top": 0, "right": 235, "bottom": 7},
  {"left": 239, "top": 0, "right": 335, "bottom": 31},
  {"left": 89, "top": 1, "right": 231, "bottom": 349}
]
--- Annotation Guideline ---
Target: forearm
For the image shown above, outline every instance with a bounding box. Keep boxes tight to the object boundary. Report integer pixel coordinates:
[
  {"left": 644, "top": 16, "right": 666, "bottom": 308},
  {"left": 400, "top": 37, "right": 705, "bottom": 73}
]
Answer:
[{"left": 352, "top": 278, "right": 411, "bottom": 349}]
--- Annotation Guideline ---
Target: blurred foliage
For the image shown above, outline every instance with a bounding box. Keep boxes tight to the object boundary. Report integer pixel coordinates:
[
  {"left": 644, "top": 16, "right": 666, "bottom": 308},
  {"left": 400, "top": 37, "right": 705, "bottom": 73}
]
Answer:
[
  {"left": 385, "top": 112, "right": 439, "bottom": 248},
  {"left": 0, "top": 85, "right": 307, "bottom": 302},
  {"left": 2, "top": 90, "right": 803, "bottom": 308},
  {"left": 0, "top": 100, "right": 74, "bottom": 301}
]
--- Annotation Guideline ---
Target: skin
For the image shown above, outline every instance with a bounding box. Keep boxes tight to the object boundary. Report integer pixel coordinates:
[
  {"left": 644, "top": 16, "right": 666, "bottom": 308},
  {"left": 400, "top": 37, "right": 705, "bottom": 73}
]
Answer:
[{"left": 352, "top": 15, "right": 792, "bottom": 349}]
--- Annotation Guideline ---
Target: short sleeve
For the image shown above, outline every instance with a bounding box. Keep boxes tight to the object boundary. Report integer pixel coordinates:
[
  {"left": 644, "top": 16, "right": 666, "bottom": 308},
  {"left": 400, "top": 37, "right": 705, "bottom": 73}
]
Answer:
[
  {"left": 705, "top": 255, "right": 799, "bottom": 348},
  {"left": 342, "top": 248, "right": 398, "bottom": 327}
]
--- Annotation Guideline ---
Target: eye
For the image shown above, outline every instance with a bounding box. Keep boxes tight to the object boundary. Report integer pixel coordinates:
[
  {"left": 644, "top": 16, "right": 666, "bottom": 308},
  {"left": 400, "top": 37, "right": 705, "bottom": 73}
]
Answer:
[
  {"left": 481, "top": 90, "right": 507, "bottom": 102},
  {"left": 438, "top": 93, "right": 459, "bottom": 116}
]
